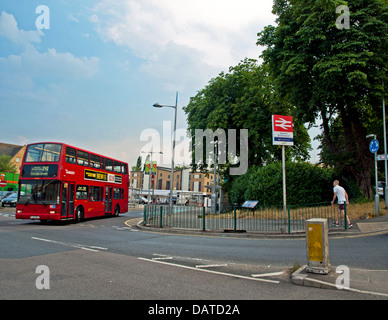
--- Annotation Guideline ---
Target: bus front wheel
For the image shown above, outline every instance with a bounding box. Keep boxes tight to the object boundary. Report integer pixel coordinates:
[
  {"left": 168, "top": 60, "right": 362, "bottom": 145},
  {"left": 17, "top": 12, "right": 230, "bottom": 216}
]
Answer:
[
  {"left": 75, "top": 207, "right": 84, "bottom": 223},
  {"left": 114, "top": 205, "right": 120, "bottom": 217}
]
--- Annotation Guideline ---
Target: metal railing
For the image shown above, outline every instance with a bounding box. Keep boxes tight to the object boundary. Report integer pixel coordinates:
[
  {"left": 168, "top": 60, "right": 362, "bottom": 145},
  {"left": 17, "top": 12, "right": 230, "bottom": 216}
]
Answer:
[{"left": 143, "top": 202, "right": 349, "bottom": 234}]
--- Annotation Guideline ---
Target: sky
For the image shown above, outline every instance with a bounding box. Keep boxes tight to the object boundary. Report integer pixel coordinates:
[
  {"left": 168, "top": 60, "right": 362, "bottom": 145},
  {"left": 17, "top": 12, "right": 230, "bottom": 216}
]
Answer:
[{"left": 0, "top": 0, "right": 320, "bottom": 169}]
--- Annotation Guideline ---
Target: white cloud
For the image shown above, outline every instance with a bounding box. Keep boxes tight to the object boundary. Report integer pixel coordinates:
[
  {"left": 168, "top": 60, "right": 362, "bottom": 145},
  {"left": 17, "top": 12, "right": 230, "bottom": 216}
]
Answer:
[
  {"left": 0, "top": 46, "right": 99, "bottom": 79},
  {"left": 91, "top": 0, "right": 275, "bottom": 88},
  {"left": 0, "top": 11, "right": 99, "bottom": 108},
  {"left": 0, "top": 11, "right": 99, "bottom": 80},
  {"left": 0, "top": 11, "right": 100, "bottom": 132},
  {"left": 0, "top": 11, "right": 43, "bottom": 46}
]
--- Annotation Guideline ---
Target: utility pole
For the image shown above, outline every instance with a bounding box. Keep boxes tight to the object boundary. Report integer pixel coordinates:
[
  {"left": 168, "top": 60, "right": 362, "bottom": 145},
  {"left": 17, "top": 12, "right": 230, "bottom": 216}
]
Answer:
[{"left": 383, "top": 81, "right": 387, "bottom": 208}]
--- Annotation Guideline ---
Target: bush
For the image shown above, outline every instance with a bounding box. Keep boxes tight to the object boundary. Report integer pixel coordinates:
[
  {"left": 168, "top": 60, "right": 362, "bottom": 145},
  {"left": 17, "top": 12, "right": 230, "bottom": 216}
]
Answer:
[{"left": 229, "top": 162, "right": 334, "bottom": 206}]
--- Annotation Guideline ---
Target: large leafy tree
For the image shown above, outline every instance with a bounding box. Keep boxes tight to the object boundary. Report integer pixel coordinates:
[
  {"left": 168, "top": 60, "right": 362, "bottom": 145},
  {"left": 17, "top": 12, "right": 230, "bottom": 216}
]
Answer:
[
  {"left": 257, "top": 0, "right": 388, "bottom": 197},
  {"left": 0, "top": 154, "right": 17, "bottom": 173},
  {"left": 183, "top": 58, "right": 311, "bottom": 184}
]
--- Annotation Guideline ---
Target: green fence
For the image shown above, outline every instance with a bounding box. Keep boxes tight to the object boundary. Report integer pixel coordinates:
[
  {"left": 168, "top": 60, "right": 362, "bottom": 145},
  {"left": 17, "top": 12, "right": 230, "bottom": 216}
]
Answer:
[{"left": 143, "top": 202, "right": 349, "bottom": 234}]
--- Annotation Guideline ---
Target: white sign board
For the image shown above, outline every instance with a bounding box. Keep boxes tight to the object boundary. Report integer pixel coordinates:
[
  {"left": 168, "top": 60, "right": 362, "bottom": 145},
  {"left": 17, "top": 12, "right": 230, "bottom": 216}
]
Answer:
[{"left": 272, "top": 115, "right": 294, "bottom": 146}]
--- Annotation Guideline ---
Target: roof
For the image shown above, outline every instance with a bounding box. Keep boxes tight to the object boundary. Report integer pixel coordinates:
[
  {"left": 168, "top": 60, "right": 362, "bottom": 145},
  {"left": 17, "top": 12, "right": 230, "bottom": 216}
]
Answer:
[{"left": 0, "top": 143, "right": 24, "bottom": 158}]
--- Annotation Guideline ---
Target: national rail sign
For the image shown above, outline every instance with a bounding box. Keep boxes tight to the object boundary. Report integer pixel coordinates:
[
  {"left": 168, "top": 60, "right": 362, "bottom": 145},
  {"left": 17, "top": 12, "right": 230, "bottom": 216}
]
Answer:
[{"left": 272, "top": 115, "right": 294, "bottom": 146}]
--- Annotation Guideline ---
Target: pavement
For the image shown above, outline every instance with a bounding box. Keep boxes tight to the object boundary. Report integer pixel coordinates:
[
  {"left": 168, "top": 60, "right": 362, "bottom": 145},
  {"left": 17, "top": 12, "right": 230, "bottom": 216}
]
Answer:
[
  {"left": 291, "top": 213, "right": 388, "bottom": 298},
  {"left": 5, "top": 205, "right": 387, "bottom": 297},
  {"left": 137, "top": 211, "right": 388, "bottom": 298},
  {"left": 291, "top": 265, "right": 388, "bottom": 298}
]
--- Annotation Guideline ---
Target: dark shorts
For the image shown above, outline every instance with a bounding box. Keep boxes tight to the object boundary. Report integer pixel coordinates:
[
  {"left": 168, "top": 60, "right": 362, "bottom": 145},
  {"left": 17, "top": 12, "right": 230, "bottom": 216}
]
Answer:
[{"left": 338, "top": 203, "right": 345, "bottom": 210}]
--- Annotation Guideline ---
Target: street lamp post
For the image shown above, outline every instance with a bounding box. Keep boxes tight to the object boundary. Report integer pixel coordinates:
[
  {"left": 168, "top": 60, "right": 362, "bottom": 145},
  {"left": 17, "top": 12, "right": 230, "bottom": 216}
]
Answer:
[
  {"left": 382, "top": 83, "right": 387, "bottom": 208},
  {"left": 153, "top": 92, "right": 178, "bottom": 211}
]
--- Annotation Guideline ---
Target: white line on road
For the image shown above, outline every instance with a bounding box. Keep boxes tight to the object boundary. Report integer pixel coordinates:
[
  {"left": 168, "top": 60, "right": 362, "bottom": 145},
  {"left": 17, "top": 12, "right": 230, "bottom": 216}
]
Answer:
[
  {"left": 251, "top": 271, "right": 284, "bottom": 278},
  {"left": 138, "top": 257, "right": 280, "bottom": 284},
  {"left": 152, "top": 253, "right": 173, "bottom": 260},
  {"left": 196, "top": 264, "right": 228, "bottom": 268},
  {"left": 31, "top": 237, "right": 107, "bottom": 252}
]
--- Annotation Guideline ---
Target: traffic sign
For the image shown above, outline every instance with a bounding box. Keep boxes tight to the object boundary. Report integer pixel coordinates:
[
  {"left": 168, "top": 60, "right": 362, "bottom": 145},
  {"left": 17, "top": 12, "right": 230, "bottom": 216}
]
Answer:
[
  {"left": 272, "top": 115, "right": 294, "bottom": 146},
  {"left": 369, "top": 139, "right": 379, "bottom": 153},
  {"left": 0, "top": 181, "right": 7, "bottom": 188},
  {"left": 377, "top": 154, "right": 388, "bottom": 161}
]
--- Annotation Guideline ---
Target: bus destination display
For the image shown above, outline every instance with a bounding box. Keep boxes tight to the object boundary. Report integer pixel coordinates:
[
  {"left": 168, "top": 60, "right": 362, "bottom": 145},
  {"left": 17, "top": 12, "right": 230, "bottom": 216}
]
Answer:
[{"left": 22, "top": 165, "right": 58, "bottom": 178}]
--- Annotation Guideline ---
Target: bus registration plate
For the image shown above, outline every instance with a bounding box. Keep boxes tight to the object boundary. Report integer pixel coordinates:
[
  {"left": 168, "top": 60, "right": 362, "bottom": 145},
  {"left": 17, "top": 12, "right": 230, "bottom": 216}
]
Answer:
[{"left": 30, "top": 216, "right": 40, "bottom": 220}]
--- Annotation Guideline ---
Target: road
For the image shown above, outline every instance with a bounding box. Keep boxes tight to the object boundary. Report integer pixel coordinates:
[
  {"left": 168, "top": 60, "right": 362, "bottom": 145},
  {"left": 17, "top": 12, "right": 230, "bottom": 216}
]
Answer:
[{"left": 0, "top": 206, "right": 387, "bottom": 303}]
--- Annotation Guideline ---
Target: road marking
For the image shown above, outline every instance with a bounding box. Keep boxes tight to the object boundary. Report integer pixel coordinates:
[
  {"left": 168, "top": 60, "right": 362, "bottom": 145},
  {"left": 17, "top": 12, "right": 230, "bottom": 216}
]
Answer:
[
  {"left": 31, "top": 237, "right": 107, "bottom": 252},
  {"left": 331, "top": 230, "right": 388, "bottom": 239},
  {"left": 196, "top": 264, "right": 228, "bottom": 268},
  {"left": 88, "top": 246, "right": 108, "bottom": 251},
  {"left": 251, "top": 271, "right": 284, "bottom": 278},
  {"left": 123, "top": 219, "right": 141, "bottom": 231},
  {"left": 113, "top": 225, "right": 138, "bottom": 231},
  {"left": 125, "top": 219, "right": 142, "bottom": 227},
  {"left": 138, "top": 257, "right": 280, "bottom": 284},
  {"left": 303, "top": 277, "right": 388, "bottom": 298},
  {"left": 152, "top": 253, "right": 173, "bottom": 260}
]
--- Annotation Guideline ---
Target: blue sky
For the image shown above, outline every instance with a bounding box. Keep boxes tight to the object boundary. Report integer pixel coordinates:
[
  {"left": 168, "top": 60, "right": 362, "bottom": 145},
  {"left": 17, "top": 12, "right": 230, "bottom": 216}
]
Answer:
[{"left": 0, "top": 0, "right": 318, "bottom": 168}]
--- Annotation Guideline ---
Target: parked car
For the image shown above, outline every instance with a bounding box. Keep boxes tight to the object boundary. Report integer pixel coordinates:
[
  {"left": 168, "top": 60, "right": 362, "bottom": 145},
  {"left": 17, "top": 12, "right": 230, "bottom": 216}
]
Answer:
[
  {"left": 1, "top": 192, "right": 18, "bottom": 207},
  {"left": 140, "top": 196, "right": 149, "bottom": 204},
  {"left": 0, "top": 191, "right": 15, "bottom": 200}
]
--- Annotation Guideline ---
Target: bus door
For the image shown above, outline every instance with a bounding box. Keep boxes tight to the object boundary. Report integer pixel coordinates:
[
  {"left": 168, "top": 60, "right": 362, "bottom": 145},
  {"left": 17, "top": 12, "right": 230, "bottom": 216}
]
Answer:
[
  {"left": 61, "top": 182, "right": 75, "bottom": 219},
  {"left": 105, "top": 186, "right": 113, "bottom": 214}
]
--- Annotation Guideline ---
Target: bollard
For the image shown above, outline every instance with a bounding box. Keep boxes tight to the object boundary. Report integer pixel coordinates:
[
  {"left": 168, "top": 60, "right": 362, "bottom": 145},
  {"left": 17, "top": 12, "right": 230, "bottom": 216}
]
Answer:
[{"left": 305, "top": 218, "right": 331, "bottom": 274}]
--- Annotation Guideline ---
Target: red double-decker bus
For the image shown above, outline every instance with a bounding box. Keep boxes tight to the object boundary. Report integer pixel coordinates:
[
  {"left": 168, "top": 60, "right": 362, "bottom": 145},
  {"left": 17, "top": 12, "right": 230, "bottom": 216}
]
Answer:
[{"left": 16, "top": 142, "right": 129, "bottom": 222}]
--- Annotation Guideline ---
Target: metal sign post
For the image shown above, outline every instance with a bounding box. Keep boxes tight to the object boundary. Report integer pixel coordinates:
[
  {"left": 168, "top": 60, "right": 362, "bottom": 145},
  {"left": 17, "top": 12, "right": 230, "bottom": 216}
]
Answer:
[
  {"left": 383, "top": 89, "right": 388, "bottom": 209},
  {"left": 272, "top": 115, "right": 293, "bottom": 222},
  {"left": 0, "top": 173, "right": 6, "bottom": 199},
  {"left": 368, "top": 136, "right": 379, "bottom": 215}
]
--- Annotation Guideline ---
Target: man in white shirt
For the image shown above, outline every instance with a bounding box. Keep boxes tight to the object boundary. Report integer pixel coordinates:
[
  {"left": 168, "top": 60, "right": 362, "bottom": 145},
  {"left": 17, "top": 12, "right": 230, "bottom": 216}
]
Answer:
[{"left": 332, "top": 180, "right": 352, "bottom": 228}]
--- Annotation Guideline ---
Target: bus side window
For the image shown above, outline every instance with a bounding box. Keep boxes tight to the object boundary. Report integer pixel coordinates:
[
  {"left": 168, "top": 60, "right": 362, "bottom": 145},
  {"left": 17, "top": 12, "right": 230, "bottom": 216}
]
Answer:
[
  {"left": 90, "top": 154, "right": 100, "bottom": 169},
  {"left": 105, "top": 158, "right": 113, "bottom": 171},
  {"left": 76, "top": 185, "right": 88, "bottom": 200},
  {"left": 65, "top": 147, "right": 76, "bottom": 164},
  {"left": 77, "top": 150, "right": 89, "bottom": 167},
  {"left": 114, "top": 161, "right": 121, "bottom": 173},
  {"left": 89, "top": 186, "right": 100, "bottom": 201}
]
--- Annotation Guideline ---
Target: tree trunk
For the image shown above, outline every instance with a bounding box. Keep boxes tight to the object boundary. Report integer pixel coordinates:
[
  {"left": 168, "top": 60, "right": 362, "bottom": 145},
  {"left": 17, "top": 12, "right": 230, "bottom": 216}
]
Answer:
[{"left": 341, "top": 105, "right": 373, "bottom": 198}]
